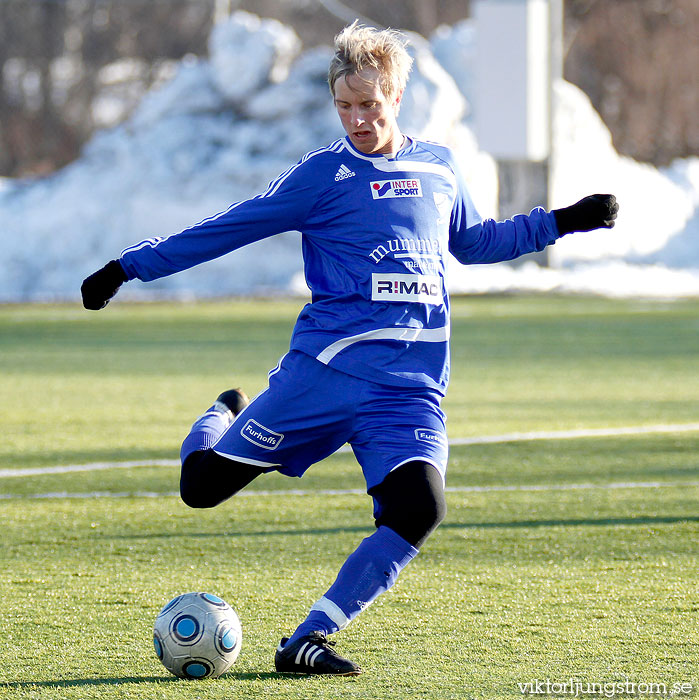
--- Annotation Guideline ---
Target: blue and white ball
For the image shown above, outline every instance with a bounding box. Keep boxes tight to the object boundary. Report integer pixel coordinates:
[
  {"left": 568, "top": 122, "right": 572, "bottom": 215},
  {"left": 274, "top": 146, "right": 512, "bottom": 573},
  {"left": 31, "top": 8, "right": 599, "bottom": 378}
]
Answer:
[{"left": 153, "top": 592, "right": 242, "bottom": 679}]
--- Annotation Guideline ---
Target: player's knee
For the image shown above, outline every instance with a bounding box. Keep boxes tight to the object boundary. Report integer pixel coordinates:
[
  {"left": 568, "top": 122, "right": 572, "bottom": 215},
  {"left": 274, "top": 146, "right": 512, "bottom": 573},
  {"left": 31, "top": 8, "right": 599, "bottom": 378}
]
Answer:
[
  {"left": 180, "top": 484, "right": 218, "bottom": 509},
  {"left": 180, "top": 479, "right": 219, "bottom": 509},
  {"left": 377, "top": 488, "right": 445, "bottom": 547},
  {"left": 409, "top": 484, "right": 447, "bottom": 537},
  {"left": 180, "top": 449, "right": 263, "bottom": 508},
  {"left": 371, "top": 461, "right": 446, "bottom": 548},
  {"left": 424, "top": 486, "right": 447, "bottom": 530},
  {"left": 180, "top": 451, "right": 219, "bottom": 509}
]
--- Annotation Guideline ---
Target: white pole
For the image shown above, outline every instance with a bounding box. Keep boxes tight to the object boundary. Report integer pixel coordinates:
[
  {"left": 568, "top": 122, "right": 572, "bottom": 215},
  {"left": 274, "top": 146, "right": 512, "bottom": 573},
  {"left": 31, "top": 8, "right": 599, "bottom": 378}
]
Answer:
[
  {"left": 214, "top": 0, "right": 236, "bottom": 24},
  {"left": 548, "top": 0, "right": 563, "bottom": 210}
]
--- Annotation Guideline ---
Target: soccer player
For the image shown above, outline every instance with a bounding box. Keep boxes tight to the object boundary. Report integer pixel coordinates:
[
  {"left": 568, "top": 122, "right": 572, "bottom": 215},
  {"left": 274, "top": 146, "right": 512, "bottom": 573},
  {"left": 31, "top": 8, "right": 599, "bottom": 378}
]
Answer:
[{"left": 81, "top": 23, "right": 618, "bottom": 676}]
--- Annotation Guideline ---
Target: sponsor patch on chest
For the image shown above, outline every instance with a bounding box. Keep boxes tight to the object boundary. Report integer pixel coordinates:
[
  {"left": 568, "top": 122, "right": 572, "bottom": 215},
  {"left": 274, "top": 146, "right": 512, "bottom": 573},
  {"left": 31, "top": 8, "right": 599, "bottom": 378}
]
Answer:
[
  {"left": 371, "top": 273, "right": 442, "bottom": 304},
  {"left": 370, "top": 178, "right": 423, "bottom": 199}
]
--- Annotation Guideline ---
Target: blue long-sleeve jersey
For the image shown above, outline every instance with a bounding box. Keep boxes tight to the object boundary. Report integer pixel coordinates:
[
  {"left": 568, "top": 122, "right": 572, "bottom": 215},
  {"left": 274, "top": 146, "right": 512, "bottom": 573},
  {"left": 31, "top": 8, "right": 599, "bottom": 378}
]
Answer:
[{"left": 120, "top": 136, "right": 560, "bottom": 394}]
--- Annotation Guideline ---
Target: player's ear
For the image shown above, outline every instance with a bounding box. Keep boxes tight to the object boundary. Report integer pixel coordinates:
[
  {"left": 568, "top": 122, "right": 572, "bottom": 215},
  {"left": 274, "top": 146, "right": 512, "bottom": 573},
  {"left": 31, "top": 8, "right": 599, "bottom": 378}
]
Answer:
[{"left": 392, "top": 88, "right": 404, "bottom": 114}]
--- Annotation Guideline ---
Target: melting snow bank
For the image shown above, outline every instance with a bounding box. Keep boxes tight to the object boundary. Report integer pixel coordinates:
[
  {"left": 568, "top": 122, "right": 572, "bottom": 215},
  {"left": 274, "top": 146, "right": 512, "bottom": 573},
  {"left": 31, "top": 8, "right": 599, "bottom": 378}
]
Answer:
[{"left": 1, "top": 12, "right": 698, "bottom": 302}]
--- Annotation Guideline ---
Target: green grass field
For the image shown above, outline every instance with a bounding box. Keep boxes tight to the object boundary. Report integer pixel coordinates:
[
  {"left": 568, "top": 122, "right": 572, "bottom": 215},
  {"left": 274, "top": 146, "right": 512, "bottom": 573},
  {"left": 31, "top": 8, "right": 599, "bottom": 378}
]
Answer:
[{"left": 1, "top": 296, "right": 697, "bottom": 699}]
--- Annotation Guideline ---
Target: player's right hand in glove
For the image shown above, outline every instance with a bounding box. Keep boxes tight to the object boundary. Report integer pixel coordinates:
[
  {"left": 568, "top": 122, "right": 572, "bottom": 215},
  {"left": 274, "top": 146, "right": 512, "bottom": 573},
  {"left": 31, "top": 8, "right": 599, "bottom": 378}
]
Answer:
[
  {"left": 81, "top": 259, "right": 128, "bottom": 310},
  {"left": 553, "top": 194, "right": 619, "bottom": 236}
]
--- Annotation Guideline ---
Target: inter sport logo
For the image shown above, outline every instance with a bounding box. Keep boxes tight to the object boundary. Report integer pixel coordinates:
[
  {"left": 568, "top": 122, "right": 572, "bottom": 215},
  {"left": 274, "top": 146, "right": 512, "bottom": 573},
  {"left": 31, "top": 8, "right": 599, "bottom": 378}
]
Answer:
[
  {"left": 373, "top": 182, "right": 392, "bottom": 197},
  {"left": 370, "top": 179, "right": 423, "bottom": 199},
  {"left": 240, "top": 419, "right": 284, "bottom": 450}
]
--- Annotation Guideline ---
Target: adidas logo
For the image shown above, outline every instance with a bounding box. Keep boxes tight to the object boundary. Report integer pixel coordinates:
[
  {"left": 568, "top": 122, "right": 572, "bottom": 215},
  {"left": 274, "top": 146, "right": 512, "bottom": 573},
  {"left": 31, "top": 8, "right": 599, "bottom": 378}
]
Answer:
[
  {"left": 294, "top": 641, "right": 325, "bottom": 668},
  {"left": 334, "top": 164, "right": 356, "bottom": 181}
]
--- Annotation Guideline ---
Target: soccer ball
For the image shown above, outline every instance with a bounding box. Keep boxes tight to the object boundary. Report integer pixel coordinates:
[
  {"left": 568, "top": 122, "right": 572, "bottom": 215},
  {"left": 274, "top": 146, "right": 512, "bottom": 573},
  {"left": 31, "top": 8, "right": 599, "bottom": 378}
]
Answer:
[{"left": 153, "top": 592, "right": 242, "bottom": 679}]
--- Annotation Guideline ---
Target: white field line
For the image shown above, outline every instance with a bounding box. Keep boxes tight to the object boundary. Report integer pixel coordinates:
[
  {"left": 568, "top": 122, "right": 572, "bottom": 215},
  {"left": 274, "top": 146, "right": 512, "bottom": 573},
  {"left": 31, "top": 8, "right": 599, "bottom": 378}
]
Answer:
[
  {"left": 1, "top": 480, "right": 699, "bottom": 501},
  {"left": 0, "top": 459, "right": 179, "bottom": 478},
  {"left": 448, "top": 422, "right": 699, "bottom": 446},
  {"left": 1, "top": 422, "right": 697, "bottom": 480}
]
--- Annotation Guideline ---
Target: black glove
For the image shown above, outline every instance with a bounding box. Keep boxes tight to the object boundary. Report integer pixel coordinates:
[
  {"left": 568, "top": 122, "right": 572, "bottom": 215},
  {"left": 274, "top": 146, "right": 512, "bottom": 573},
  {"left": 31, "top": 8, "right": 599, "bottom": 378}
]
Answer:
[
  {"left": 81, "top": 260, "right": 128, "bottom": 310},
  {"left": 553, "top": 194, "right": 619, "bottom": 236}
]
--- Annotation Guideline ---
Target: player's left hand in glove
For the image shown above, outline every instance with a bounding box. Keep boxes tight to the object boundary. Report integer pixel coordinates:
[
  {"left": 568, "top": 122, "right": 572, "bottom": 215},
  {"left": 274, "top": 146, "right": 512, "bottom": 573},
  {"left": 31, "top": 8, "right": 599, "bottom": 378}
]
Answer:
[
  {"left": 81, "top": 259, "right": 128, "bottom": 310},
  {"left": 553, "top": 194, "right": 619, "bottom": 236}
]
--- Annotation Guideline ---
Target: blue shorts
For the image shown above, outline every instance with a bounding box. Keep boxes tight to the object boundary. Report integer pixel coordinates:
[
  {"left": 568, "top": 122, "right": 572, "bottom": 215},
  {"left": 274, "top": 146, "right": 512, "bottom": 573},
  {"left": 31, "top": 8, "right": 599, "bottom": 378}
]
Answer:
[{"left": 212, "top": 350, "right": 448, "bottom": 491}]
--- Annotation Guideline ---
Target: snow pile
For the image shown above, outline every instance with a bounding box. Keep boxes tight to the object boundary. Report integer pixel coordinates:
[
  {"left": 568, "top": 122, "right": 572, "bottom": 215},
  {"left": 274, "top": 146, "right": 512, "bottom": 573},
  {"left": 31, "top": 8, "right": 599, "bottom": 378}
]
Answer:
[
  {"left": 433, "top": 20, "right": 699, "bottom": 299},
  {"left": 209, "top": 12, "right": 302, "bottom": 101},
  {"left": 1, "top": 12, "right": 697, "bottom": 301}
]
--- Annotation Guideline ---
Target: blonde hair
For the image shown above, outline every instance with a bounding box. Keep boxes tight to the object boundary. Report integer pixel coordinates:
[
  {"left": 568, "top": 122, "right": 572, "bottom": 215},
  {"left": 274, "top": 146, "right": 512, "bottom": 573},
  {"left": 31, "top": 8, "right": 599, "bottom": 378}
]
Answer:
[{"left": 328, "top": 21, "right": 413, "bottom": 100}]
